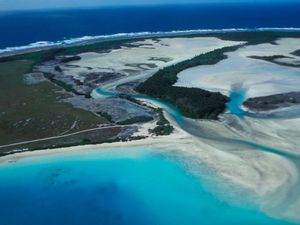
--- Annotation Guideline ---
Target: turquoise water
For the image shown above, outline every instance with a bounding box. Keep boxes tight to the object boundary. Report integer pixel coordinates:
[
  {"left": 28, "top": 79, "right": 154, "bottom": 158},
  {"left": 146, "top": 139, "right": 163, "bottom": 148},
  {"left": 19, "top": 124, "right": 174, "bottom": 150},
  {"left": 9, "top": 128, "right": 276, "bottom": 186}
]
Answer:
[
  {"left": 0, "top": 148, "right": 295, "bottom": 225},
  {"left": 95, "top": 88, "right": 118, "bottom": 98},
  {"left": 227, "top": 89, "right": 248, "bottom": 117},
  {"left": 95, "top": 88, "right": 184, "bottom": 125},
  {"left": 226, "top": 89, "right": 300, "bottom": 119},
  {"left": 139, "top": 96, "right": 185, "bottom": 125}
]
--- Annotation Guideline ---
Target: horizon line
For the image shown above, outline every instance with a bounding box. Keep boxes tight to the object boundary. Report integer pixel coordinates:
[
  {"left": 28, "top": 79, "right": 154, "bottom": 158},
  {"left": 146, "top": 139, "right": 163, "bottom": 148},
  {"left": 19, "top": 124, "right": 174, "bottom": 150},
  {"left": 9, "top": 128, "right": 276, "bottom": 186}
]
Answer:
[{"left": 0, "top": 1, "right": 299, "bottom": 13}]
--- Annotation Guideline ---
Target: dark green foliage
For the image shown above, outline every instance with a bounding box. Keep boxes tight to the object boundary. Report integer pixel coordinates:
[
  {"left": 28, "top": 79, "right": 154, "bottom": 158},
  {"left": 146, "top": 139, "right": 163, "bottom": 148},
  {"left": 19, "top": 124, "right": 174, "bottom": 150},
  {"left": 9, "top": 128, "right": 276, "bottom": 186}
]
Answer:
[
  {"left": 0, "top": 39, "right": 137, "bottom": 70},
  {"left": 292, "top": 49, "right": 300, "bottom": 57},
  {"left": 244, "top": 92, "right": 300, "bottom": 111},
  {"left": 250, "top": 55, "right": 287, "bottom": 60},
  {"left": 0, "top": 48, "right": 64, "bottom": 64},
  {"left": 156, "top": 108, "right": 169, "bottom": 126},
  {"left": 61, "top": 55, "right": 81, "bottom": 63},
  {"left": 54, "top": 66, "right": 62, "bottom": 72},
  {"left": 189, "top": 31, "right": 300, "bottom": 45},
  {"left": 127, "top": 136, "right": 147, "bottom": 141},
  {"left": 42, "top": 48, "right": 66, "bottom": 61},
  {"left": 96, "top": 111, "right": 114, "bottom": 123},
  {"left": 249, "top": 55, "right": 300, "bottom": 68},
  {"left": 80, "top": 138, "right": 92, "bottom": 145},
  {"left": 149, "top": 108, "right": 174, "bottom": 136},
  {"left": 136, "top": 47, "right": 240, "bottom": 119},
  {"left": 150, "top": 125, "right": 174, "bottom": 136},
  {"left": 116, "top": 116, "right": 153, "bottom": 125}
]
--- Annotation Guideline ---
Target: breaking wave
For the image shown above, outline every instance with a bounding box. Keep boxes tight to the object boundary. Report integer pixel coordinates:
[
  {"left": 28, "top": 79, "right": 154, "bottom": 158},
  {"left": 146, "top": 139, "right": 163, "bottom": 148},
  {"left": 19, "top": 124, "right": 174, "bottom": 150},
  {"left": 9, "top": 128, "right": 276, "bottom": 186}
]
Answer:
[{"left": 1, "top": 27, "right": 300, "bottom": 54}]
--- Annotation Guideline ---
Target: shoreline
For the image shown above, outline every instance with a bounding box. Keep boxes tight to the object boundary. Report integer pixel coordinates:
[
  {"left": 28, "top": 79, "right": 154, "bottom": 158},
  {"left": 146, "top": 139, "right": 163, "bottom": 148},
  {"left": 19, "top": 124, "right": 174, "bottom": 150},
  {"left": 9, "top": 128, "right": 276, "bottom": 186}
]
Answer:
[
  {"left": 0, "top": 96, "right": 299, "bottom": 223},
  {"left": 1, "top": 116, "right": 299, "bottom": 223},
  {"left": 0, "top": 122, "right": 191, "bottom": 165},
  {"left": 1, "top": 30, "right": 300, "bottom": 223},
  {"left": 1, "top": 27, "right": 300, "bottom": 58}
]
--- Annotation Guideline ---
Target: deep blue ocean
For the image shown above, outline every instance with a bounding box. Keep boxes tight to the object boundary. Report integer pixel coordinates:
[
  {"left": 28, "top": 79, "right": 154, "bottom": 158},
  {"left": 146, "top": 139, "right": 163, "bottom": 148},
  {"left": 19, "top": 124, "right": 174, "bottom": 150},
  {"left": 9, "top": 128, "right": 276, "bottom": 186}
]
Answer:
[{"left": 0, "top": 3, "right": 300, "bottom": 51}]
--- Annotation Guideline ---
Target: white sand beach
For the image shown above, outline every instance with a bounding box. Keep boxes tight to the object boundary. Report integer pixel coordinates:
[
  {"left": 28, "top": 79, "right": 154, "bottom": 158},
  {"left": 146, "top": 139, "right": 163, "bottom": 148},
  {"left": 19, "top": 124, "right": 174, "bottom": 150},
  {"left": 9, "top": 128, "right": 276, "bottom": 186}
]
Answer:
[
  {"left": 1, "top": 120, "right": 299, "bottom": 223},
  {"left": 2, "top": 36, "right": 300, "bottom": 223}
]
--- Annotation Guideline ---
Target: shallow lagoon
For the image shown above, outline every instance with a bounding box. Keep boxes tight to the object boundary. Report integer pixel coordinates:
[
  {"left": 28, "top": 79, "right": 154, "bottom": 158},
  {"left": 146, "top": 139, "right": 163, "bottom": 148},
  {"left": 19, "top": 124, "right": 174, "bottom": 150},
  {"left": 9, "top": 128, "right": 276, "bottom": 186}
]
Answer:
[{"left": 0, "top": 147, "right": 295, "bottom": 225}]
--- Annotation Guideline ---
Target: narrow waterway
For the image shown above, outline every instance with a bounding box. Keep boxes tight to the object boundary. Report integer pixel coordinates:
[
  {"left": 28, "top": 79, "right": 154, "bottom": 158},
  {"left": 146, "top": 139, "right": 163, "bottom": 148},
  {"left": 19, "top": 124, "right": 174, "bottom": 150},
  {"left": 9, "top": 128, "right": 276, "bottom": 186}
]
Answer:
[
  {"left": 0, "top": 86, "right": 299, "bottom": 225},
  {"left": 95, "top": 85, "right": 300, "bottom": 222},
  {"left": 95, "top": 87, "right": 299, "bottom": 160}
]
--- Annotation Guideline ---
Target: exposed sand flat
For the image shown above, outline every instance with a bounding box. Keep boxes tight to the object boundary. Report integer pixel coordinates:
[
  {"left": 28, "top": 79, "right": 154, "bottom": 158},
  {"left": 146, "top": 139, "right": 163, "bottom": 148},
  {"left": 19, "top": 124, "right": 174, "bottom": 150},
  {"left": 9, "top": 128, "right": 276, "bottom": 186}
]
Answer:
[
  {"left": 3, "top": 36, "right": 300, "bottom": 223},
  {"left": 184, "top": 110, "right": 300, "bottom": 157},
  {"left": 61, "top": 37, "right": 243, "bottom": 87},
  {"left": 225, "top": 114, "right": 300, "bottom": 155},
  {"left": 175, "top": 38, "right": 300, "bottom": 98},
  {"left": 171, "top": 37, "right": 300, "bottom": 223},
  {"left": 239, "top": 38, "right": 300, "bottom": 58},
  {"left": 1, "top": 94, "right": 299, "bottom": 223}
]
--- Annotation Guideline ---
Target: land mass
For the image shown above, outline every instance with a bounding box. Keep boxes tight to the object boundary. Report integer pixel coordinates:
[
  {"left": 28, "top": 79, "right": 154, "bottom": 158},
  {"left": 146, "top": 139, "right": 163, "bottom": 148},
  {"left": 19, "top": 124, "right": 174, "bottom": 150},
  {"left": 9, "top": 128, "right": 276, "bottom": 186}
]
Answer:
[
  {"left": 135, "top": 46, "right": 244, "bottom": 119},
  {"left": 1, "top": 31, "right": 300, "bottom": 223},
  {"left": 243, "top": 91, "right": 300, "bottom": 111},
  {"left": 1, "top": 31, "right": 300, "bottom": 156}
]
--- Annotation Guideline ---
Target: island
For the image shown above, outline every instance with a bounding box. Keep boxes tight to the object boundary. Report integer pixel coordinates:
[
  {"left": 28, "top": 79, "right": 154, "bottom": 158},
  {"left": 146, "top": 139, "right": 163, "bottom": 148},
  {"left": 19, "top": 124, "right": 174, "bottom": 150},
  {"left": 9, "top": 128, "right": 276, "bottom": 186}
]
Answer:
[
  {"left": 243, "top": 91, "right": 300, "bottom": 111},
  {"left": 1, "top": 31, "right": 300, "bottom": 156},
  {"left": 1, "top": 30, "right": 300, "bottom": 224}
]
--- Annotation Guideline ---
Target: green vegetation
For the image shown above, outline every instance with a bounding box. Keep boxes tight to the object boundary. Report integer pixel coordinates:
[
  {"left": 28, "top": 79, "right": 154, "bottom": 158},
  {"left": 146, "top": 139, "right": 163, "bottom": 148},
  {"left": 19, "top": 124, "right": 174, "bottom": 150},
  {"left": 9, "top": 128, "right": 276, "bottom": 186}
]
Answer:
[
  {"left": 249, "top": 55, "right": 300, "bottom": 68},
  {"left": 0, "top": 38, "right": 141, "bottom": 74},
  {"left": 244, "top": 92, "right": 300, "bottom": 111},
  {"left": 136, "top": 46, "right": 242, "bottom": 119},
  {"left": 60, "top": 55, "right": 81, "bottom": 63},
  {"left": 0, "top": 38, "right": 149, "bottom": 154},
  {"left": 150, "top": 125, "right": 174, "bottom": 136},
  {"left": 2, "top": 31, "right": 300, "bottom": 66},
  {"left": 96, "top": 111, "right": 114, "bottom": 123},
  {"left": 117, "top": 116, "right": 153, "bottom": 125},
  {"left": 149, "top": 109, "right": 174, "bottom": 136},
  {"left": 0, "top": 48, "right": 65, "bottom": 65},
  {"left": 0, "top": 127, "right": 123, "bottom": 157},
  {"left": 292, "top": 49, "right": 300, "bottom": 57},
  {"left": 1, "top": 31, "right": 300, "bottom": 153},
  {"left": 54, "top": 65, "right": 62, "bottom": 72},
  {"left": 156, "top": 109, "right": 169, "bottom": 126},
  {"left": 190, "top": 31, "right": 300, "bottom": 45},
  {"left": 0, "top": 60, "right": 107, "bottom": 151}
]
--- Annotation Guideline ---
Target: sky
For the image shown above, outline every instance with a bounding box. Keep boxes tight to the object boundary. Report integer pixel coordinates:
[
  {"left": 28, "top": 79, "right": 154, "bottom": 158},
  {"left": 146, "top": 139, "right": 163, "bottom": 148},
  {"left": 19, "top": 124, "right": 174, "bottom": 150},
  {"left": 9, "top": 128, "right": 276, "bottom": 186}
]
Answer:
[{"left": 0, "top": 0, "right": 298, "bottom": 11}]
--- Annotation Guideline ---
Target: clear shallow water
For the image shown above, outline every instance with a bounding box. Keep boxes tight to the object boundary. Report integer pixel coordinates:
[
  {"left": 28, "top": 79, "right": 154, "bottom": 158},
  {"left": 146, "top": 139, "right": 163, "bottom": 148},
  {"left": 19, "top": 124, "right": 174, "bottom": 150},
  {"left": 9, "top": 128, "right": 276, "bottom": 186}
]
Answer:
[
  {"left": 1, "top": 4, "right": 299, "bottom": 224},
  {"left": 226, "top": 89, "right": 300, "bottom": 120},
  {"left": 227, "top": 89, "right": 248, "bottom": 117},
  {"left": 0, "top": 148, "right": 295, "bottom": 225},
  {"left": 95, "top": 88, "right": 184, "bottom": 125}
]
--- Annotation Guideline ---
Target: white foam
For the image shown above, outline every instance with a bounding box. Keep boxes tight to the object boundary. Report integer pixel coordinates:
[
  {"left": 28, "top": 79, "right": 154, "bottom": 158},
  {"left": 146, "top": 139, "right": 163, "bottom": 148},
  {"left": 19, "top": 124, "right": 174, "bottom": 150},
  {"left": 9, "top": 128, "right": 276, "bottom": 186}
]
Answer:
[{"left": 1, "top": 27, "right": 300, "bottom": 55}]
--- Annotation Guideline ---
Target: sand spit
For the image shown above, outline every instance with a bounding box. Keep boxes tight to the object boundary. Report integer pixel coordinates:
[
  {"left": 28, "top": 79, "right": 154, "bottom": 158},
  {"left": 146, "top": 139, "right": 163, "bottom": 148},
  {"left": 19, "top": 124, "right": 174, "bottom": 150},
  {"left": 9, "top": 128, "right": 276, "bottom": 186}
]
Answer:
[
  {"left": 2, "top": 36, "right": 300, "bottom": 223},
  {"left": 54, "top": 37, "right": 244, "bottom": 90},
  {"left": 175, "top": 38, "right": 300, "bottom": 98},
  {"left": 0, "top": 122, "right": 299, "bottom": 223}
]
